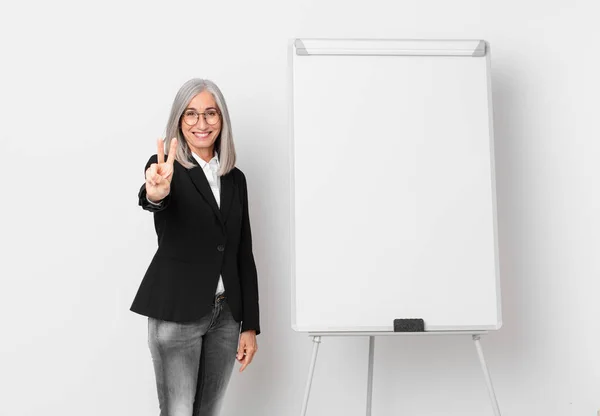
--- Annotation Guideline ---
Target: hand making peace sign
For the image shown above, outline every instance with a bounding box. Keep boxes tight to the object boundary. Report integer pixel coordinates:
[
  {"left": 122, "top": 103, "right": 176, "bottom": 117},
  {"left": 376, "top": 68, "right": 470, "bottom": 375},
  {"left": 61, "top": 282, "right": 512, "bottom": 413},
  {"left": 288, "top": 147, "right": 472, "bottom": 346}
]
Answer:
[{"left": 145, "top": 138, "right": 178, "bottom": 203}]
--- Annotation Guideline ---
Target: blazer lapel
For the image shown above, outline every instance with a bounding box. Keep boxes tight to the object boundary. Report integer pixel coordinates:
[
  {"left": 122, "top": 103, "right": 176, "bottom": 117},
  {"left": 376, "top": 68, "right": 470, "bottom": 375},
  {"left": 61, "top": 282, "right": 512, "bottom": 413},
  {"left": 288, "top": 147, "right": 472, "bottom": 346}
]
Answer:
[
  {"left": 187, "top": 164, "right": 223, "bottom": 224},
  {"left": 220, "top": 173, "right": 235, "bottom": 223}
]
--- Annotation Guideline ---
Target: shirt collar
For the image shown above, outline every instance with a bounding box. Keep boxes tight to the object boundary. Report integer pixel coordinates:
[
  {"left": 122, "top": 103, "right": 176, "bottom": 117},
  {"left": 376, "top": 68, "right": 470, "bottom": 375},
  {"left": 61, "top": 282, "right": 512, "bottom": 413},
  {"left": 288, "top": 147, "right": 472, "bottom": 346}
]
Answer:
[{"left": 192, "top": 151, "right": 220, "bottom": 169}]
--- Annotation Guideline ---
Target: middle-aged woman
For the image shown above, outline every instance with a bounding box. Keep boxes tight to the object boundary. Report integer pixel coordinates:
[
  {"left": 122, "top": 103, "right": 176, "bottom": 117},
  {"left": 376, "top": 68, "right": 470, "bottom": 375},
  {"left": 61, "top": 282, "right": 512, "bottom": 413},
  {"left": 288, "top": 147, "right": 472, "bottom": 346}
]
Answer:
[{"left": 130, "top": 78, "right": 260, "bottom": 416}]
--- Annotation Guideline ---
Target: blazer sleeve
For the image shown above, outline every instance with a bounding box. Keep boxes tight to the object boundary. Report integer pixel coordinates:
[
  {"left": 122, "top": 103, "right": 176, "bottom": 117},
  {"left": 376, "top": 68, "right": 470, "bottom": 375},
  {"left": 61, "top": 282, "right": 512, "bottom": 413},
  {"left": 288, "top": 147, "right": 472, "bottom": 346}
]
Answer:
[
  {"left": 238, "top": 171, "right": 261, "bottom": 335},
  {"left": 138, "top": 154, "right": 171, "bottom": 212}
]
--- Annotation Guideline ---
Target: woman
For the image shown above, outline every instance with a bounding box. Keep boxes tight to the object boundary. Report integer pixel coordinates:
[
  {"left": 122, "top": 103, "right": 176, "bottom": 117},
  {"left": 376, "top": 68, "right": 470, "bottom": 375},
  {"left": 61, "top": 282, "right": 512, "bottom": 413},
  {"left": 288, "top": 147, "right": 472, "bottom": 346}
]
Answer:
[{"left": 130, "top": 78, "right": 260, "bottom": 416}]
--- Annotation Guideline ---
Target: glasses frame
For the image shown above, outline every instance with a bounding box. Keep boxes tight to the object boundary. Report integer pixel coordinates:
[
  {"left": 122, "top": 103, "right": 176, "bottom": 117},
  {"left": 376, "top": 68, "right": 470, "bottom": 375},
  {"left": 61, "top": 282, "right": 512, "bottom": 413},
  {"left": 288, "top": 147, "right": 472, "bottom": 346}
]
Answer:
[{"left": 181, "top": 109, "right": 222, "bottom": 126}]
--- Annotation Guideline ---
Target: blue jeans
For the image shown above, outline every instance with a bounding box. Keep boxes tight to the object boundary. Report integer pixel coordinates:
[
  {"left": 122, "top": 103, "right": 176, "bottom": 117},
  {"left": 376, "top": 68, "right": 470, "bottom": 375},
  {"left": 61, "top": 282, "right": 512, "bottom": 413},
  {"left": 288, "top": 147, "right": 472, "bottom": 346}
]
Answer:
[{"left": 148, "top": 296, "right": 241, "bottom": 416}]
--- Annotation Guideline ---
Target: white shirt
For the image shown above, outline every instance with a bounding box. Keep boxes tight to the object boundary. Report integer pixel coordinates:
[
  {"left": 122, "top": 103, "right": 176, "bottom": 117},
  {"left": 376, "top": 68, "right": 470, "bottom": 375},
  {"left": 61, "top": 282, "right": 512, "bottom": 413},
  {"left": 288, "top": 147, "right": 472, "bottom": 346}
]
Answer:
[
  {"left": 146, "top": 151, "right": 225, "bottom": 295},
  {"left": 191, "top": 152, "right": 225, "bottom": 295}
]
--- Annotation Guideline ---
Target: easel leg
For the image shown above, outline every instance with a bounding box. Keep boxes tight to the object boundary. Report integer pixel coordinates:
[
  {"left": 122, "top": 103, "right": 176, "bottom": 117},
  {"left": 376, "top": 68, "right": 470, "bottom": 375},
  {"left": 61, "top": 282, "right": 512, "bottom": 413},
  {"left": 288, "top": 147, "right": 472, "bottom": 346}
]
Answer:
[
  {"left": 300, "top": 336, "right": 321, "bottom": 416},
  {"left": 366, "top": 336, "right": 375, "bottom": 416},
  {"left": 472, "top": 335, "right": 502, "bottom": 416}
]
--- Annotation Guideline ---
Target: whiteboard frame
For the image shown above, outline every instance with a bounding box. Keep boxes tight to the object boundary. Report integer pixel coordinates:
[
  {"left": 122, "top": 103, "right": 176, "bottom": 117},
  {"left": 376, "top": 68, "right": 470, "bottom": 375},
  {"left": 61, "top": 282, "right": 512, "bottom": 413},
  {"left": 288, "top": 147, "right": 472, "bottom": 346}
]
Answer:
[
  {"left": 289, "top": 38, "right": 502, "bottom": 333},
  {"left": 294, "top": 38, "right": 487, "bottom": 57}
]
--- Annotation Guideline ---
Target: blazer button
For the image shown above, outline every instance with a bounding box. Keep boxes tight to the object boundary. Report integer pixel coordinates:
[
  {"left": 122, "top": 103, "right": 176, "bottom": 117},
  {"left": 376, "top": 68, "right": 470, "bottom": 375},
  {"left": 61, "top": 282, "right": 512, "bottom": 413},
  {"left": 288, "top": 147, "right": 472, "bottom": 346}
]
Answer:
[{"left": 217, "top": 245, "right": 225, "bottom": 252}]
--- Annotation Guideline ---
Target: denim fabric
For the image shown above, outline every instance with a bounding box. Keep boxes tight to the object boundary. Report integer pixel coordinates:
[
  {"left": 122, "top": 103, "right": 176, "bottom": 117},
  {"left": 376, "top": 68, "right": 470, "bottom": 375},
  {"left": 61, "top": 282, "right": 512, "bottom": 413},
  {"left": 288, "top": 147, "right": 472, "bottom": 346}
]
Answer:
[{"left": 148, "top": 296, "right": 240, "bottom": 416}]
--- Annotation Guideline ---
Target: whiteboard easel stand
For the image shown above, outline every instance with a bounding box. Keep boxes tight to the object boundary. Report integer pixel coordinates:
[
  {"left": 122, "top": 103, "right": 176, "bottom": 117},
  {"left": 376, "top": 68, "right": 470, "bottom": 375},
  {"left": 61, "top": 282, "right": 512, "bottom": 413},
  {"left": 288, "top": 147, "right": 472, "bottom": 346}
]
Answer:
[{"left": 300, "top": 331, "right": 501, "bottom": 416}]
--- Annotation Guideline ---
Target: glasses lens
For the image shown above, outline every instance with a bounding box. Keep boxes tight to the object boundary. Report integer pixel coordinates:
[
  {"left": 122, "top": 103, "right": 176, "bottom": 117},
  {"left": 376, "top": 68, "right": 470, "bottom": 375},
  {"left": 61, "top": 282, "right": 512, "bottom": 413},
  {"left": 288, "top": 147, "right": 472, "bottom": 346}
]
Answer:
[
  {"left": 205, "top": 111, "right": 220, "bottom": 125},
  {"left": 183, "top": 112, "right": 198, "bottom": 126}
]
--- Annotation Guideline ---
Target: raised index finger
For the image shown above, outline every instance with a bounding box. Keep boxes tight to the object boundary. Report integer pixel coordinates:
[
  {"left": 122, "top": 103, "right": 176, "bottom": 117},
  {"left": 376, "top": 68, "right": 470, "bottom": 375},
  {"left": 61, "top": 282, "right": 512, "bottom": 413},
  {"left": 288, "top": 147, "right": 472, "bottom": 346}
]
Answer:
[
  {"left": 157, "top": 138, "right": 165, "bottom": 164},
  {"left": 166, "top": 137, "right": 178, "bottom": 165}
]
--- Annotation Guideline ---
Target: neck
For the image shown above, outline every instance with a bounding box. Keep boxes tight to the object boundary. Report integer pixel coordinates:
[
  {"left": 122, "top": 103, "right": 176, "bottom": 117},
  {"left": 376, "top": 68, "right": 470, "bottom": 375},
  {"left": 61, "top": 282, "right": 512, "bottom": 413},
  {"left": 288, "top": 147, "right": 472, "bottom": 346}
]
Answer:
[{"left": 192, "top": 146, "right": 215, "bottom": 163}]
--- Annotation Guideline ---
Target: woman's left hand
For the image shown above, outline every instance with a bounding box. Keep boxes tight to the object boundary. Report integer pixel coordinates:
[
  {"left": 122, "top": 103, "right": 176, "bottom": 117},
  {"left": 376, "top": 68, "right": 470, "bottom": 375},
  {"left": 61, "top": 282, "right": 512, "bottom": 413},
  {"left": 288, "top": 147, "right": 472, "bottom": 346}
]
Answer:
[{"left": 237, "top": 330, "right": 258, "bottom": 372}]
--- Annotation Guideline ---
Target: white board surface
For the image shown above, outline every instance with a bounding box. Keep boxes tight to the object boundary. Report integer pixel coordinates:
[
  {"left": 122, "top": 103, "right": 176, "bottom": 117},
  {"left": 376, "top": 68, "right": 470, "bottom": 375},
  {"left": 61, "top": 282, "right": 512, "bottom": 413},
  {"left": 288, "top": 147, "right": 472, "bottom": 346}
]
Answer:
[{"left": 289, "top": 39, "right": 501, "bottom": 332}]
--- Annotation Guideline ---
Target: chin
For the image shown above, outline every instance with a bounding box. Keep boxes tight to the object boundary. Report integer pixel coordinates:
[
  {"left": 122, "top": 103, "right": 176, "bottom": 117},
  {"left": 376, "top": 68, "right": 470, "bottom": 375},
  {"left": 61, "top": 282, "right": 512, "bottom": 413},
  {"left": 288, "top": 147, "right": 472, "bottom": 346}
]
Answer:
[
  {"left": 196, "top": 141, "right": 216, "bottom": 149},
  {"left": 186, "top": 136, "right": 215, "bottom": 150}
]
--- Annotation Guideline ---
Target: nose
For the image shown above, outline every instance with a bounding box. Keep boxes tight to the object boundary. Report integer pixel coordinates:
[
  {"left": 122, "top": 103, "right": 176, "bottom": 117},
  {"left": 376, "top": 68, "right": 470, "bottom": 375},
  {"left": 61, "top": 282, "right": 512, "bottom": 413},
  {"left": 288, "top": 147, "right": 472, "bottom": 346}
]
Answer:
[{"left": 197, "top": 115, "right": 208, "bottom": 129}]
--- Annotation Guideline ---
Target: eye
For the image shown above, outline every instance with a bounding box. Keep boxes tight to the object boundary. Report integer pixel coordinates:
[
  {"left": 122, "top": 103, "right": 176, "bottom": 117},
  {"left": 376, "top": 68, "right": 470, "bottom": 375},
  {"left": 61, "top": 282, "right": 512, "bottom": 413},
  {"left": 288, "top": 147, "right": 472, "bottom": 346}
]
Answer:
[
  {"left": 206, "top": 111, "right": 218, "bottom": 117},
  {"left": 184, "top": 111, "right": 197, "bottom": 117}
]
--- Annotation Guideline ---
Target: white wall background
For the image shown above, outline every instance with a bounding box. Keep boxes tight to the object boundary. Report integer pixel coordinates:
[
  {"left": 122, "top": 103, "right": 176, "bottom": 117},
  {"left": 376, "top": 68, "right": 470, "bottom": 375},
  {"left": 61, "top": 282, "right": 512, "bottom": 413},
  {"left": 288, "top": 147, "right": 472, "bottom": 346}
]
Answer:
[{"left": 1, "top": 1, "right": 598, "bottom": 415}]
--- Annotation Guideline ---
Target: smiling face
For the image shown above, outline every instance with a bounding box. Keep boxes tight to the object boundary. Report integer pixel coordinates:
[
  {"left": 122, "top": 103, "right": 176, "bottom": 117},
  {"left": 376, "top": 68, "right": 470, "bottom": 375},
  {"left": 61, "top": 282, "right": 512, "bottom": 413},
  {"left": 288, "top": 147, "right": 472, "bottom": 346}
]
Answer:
[{"left": 180, "top": 90, "right": 222, "bottom": 160}]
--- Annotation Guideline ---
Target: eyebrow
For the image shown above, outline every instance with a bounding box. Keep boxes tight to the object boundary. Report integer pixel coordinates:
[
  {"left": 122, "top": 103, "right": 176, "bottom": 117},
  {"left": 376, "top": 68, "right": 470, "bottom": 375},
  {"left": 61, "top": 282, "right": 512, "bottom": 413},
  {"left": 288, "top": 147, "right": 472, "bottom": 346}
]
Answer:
[{"left": 185, "top": 106, "right": 218, "bottom": 112}]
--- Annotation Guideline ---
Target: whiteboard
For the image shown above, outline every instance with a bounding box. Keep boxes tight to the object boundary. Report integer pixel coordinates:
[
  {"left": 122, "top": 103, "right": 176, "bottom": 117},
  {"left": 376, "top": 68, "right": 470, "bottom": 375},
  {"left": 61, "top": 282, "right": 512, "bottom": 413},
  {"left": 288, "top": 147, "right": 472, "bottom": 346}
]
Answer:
[{"left": 289, "top": 39, "right": 501, "bottom": 332}]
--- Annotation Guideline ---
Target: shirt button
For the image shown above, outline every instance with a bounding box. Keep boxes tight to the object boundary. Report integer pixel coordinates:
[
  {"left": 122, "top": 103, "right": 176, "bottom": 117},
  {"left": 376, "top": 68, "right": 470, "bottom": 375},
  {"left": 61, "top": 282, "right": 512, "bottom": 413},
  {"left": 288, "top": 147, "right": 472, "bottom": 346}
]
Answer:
[{"left": 217, "top": 245, "right": 225, "bottom": 252}]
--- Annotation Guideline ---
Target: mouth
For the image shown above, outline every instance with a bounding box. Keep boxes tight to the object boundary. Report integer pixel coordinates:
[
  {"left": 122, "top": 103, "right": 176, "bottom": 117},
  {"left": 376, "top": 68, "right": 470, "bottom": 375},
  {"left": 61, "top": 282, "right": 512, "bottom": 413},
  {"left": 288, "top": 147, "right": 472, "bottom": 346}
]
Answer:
[{"left": 193, "top": 131, "right": 212, "bottom": 140}]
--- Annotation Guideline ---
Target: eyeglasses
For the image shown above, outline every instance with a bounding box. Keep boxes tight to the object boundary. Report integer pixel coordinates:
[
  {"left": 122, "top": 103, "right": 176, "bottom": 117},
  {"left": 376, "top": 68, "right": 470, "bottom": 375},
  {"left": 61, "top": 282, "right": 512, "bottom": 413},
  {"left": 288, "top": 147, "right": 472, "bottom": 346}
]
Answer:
[{"left": 182, "top": 109, "right": 221, "bottom": 126}]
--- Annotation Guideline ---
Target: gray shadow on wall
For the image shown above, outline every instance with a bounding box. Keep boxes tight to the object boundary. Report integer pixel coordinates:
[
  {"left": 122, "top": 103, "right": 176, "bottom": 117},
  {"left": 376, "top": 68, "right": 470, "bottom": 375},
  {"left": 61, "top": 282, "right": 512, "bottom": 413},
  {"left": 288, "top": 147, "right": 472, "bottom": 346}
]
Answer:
[{"left": 486, "top": 58, "right": 536, "bottom": 372}]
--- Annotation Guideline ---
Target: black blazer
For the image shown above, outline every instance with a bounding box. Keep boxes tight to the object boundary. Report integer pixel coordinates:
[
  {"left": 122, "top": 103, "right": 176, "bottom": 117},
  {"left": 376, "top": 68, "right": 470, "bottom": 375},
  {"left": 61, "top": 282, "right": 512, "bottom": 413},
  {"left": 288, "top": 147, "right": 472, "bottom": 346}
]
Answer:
[{"left": 130, "top": 154, "right": 260, "bottom": 335}]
